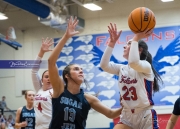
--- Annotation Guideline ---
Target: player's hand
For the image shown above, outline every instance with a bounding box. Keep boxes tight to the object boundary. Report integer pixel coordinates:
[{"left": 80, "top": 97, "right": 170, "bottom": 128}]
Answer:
[
  {"left": 20, "top": 121, "right": 27, "bottom": 127},
  {"left": 40, "top": 37, "right": 54, "bottom": 53},
  {"left": 107, "top": 23, "right": 122, "bottom": 48},
  {"left": 133, "top": 29, "right": 153, "bottom": 41},
  {"left": 65, "top": 16, "right": 79, "bottom": 38}
]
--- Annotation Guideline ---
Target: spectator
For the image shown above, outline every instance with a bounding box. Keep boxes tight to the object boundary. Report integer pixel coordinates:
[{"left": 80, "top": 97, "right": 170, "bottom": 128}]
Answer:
[
  {"left": 0, "top": 115, "right": 7, "bottom": 129},
  {"left": 0, "top": 123, "right": 7, "bottom": 129},
  {"left": 0, "top": 115, "right": 5, "bottom": 123},
  {"left": 7, "top": 115, "right": 14, "bottom": 129},
  {"left": 0, "top": 96, "right": 9, "bottom": 115}
]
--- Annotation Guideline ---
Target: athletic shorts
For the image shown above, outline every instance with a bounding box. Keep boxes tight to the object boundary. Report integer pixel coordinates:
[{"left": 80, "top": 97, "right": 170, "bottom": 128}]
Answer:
[{"left": 119, "top": 107, "right": 159, "bottom": 129}]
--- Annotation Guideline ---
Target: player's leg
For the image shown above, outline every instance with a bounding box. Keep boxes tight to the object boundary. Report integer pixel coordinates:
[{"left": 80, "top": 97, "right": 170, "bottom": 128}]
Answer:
[{"left": 114, "top": 111, "right": 133, "bottom": 129}]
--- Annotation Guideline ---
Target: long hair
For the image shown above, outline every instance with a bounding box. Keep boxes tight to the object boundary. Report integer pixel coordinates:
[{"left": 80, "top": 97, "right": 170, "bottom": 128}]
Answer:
[
  {"left": 62, "top": 64, "right": 89, "bottom": 89},
  {"left": 138, "top": 40, "right": 163, "bottom": 92}
]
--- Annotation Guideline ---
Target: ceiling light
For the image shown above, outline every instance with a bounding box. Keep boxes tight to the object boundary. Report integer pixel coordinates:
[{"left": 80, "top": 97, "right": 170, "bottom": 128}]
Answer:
[
  {"left": 0, "top": 12, "right": 8, "bottom": 20},
  {"left": 161, "top": 0, "right": 174, "bottom": 2},
  {"left": 83, "top": 3, "right": 102, "bottom": 11}
]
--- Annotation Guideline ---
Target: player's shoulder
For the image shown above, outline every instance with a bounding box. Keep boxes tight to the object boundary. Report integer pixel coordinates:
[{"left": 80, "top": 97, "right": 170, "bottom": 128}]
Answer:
[
  {"left": 176, "top": 97, "right": 180, "bottom": 103},
  {"left": 17, "top": 107, "right": 23, "bottom": 113},
  {"left": 37, "top": 88, "right": 43, "bottom": 92},
  {"left": 84, "top": 93, "right": 99, "bottom": 104},
  {"left": 17, "top": 107, "right": 23, "bottom": 110}
]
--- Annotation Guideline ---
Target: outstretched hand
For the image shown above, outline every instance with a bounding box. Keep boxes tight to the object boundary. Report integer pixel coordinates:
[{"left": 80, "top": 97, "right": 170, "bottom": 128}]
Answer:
[
  {"left": 41, "top": 37, "right": 54, "bottom": 53},
  {"left": 108, "top": 23, "right": 122, "bottom": 48},
  {"left": 65, "top": 16, "right": 79, "bottom": 38}
]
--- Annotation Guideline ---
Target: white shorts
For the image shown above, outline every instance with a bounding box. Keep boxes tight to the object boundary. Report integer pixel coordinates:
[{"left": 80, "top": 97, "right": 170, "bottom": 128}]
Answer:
[{"left": 119, "top": 107, "right": 159, "bottom": 129}]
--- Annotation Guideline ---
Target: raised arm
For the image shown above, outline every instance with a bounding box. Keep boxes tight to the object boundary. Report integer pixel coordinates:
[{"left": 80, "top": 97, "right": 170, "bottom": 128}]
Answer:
[
  {"left": 48, "top": 17, "right": 79, "bottom": 98},
  {"left": 31, "top": 38, "right": 53, "bottom": 92},
  {"left": 129, "top": 29, "right": 153, "bottom": 73},
  {"left": 85, "top": 94, "right": 122, "bottom": 119},
  {"left": 100, "top": 23, "right": 123, "bottom": 75}
]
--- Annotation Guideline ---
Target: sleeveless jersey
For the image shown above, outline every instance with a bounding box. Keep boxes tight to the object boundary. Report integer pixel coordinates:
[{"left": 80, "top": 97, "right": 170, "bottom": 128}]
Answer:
[
  {"left": 49, "top": 89, "right": 91, "bottom": 129},
  {"left": 20, "top": 106, "right": 35, "bottom": 129},
  {"left": 34, "top": 88, "right": 53, "bottom": 129}
]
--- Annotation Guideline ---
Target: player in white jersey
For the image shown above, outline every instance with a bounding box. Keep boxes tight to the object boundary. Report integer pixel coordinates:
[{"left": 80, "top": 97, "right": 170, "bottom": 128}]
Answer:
[
  {"left": 31, "top": 38, "right": 53, "bottom": 129},
  {"left": 100, "top": 23, "right": 163, "bottom": 129}
]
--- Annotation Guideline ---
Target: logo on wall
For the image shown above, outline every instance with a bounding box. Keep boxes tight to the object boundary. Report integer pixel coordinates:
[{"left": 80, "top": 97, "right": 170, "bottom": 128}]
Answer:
[{"left": 55, "top": 25, "right": 180, "bottom": 108}]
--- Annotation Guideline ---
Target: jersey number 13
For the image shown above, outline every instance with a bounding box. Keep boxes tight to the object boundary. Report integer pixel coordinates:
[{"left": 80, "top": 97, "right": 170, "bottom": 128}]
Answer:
[{"left": 64, "top": 107, "right": 76, "bottom": 122}]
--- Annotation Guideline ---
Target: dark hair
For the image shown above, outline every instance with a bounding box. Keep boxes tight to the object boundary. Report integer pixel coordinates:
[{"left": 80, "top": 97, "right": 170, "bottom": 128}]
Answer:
[
  {"left": 62, "top": 64, "right": 89, "bottom": 89},
  {"left": 138, "top": 40, "right": 163, "bottom": 92},
  {"left": 42, "top": 70, "right": 48, "bottom": 79}
]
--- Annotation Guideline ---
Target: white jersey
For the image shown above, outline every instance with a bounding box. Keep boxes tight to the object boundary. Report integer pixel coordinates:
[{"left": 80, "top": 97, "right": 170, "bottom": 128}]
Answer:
[
  {"left": 118, "top": 65, "right": 154, "bottom": 109},
  {"left": 32, "top": 56, "right": 52, "bottom": 129},
  {"left": 34, "top": 88, "right": 53, "bottom": 129},
  {"left": 100, "top": 43, "right": 154, "bottom": 109}
]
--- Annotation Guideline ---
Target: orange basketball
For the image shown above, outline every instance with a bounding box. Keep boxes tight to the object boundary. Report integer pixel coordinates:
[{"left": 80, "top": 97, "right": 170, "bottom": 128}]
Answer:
[{"left": 128, "top": 7, "right": 156, "bottom": 34}]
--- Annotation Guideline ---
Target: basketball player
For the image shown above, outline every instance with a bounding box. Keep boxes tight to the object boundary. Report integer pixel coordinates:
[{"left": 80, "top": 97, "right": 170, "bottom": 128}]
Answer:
[
  {"left": 15, "top": 90, "right": 35, "bottom": 129},
  {"left": 100, "top": 23, "right": 163, "bottom": 129},
  {"left": 166, "top": 97, "right": 180, "bottom": 129},
  {"left": 48, "top": 17, "right": 122, "bottom": 129},
  {"left": 31, "top": 38, "right": 53, "bottom": 129}
]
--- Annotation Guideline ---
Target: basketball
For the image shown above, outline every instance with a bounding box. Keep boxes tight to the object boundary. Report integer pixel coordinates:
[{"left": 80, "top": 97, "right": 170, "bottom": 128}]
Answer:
[{"left": 128, "top": 7, "right": 156, "bottom": 34}]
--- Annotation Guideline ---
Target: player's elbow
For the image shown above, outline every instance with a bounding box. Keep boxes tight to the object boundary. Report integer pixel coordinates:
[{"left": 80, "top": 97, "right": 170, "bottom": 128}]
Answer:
[
  {"left": 129, "top": 62, "right": 138, "bottom": 69},
  {"left": 100, "top": 61, "right": 108, "bottom": 71},
  {"left": 48, "top": 57, "right": 56, "bottom": 66},
  {"left": 106, "top": 110, "right": 118, "bottom": 119}
]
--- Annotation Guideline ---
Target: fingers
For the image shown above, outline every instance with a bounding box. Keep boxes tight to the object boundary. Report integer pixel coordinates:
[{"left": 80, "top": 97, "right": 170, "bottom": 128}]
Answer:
[
  {"left": 44, "top": 37, "right": 49, "bottom": 44},
  {"left": 108, "top": 23, "right": 122, "bottom": 39},
  {"left": 72, "top": 31, "right": 80, "bottom": 36},
  {"left": 117, "top": 30, "right": 122, "bottom": 37},
  {"left": 68, "top": 16, "right": 79, "bottom": 27},
  {"left": 108, "top": 26, "right": 112, "bottom": 34},
  {"left": 108, "top": 30, "right": 112, "bottom": 38},
  {"left": 48, "top": 42, "right": 54, "bottom": 47},
  {"left": 69, "top": 16, "right": 72, "bottom": 25},
  {"left": 110, "top": 23, "right": 115, "bottom": 32},
  {"left": 73, "top": 17, "right": 79, "bottom": 26},
  {"left": 21, "top": 121, "right": 27, "bottom": 127},
  {"left": 42, "top": 38, "right": 45, "bottom": 43},
  {"left": 47, "top": 38, "right": 53, "bottom": 44},
  {"left": 108, "top": 23, "right": 118, "bottom": 33},
  {"left": 145, "top": 28, "right": 153, "bottom": 36},
  {"left": 42, "top": 37, "right": 53, "bottom": 45},
  {"left": 114, "top": 23, "right": 117, "bottom": 32}
]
